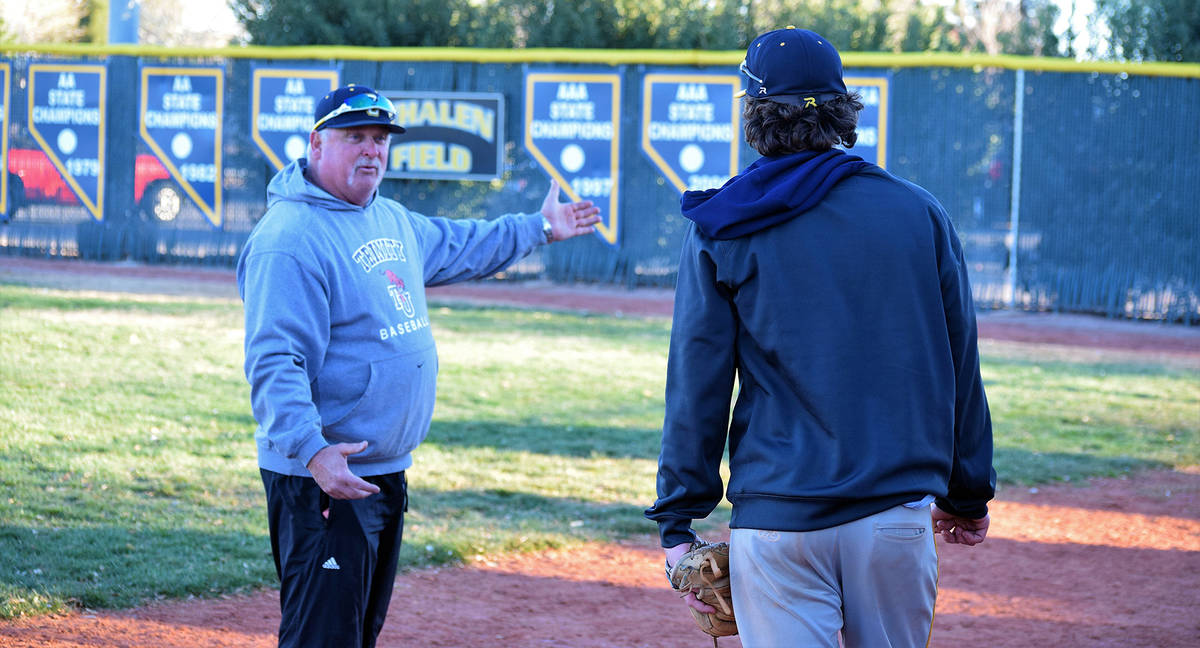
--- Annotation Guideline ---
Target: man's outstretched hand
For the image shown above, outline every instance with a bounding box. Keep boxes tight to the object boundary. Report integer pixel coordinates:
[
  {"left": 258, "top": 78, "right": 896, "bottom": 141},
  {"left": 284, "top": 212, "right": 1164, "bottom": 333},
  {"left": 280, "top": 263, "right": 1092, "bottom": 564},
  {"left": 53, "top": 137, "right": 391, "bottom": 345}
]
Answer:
[{"left": 540, "top": 180, "right": 601, "bottom": 242}]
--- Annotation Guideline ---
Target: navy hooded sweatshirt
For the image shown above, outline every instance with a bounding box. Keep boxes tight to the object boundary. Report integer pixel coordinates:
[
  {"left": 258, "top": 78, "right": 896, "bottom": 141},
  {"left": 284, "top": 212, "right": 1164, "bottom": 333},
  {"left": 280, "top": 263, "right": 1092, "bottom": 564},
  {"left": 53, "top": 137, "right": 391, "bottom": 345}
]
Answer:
[{"left": 645, "top": 149, "right": 996, "bottom": 548}]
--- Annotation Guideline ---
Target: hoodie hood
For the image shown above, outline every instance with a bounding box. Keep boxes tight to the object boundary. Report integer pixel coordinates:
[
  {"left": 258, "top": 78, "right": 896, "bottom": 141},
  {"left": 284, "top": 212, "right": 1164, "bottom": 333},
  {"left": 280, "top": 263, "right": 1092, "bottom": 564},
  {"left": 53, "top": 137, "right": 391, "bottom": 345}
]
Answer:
[
  {"left": 266, "top": 158, "right": 377, "bottom": 213},
  {"left": 681, "top": 149, "right": 869, "bottom": 239}
]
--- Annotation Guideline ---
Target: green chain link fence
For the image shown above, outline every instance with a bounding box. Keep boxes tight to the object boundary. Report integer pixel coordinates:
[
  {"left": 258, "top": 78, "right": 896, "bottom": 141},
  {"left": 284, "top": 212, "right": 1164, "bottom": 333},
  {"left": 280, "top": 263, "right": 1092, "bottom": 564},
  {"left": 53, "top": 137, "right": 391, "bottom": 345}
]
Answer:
[{"left": 1, "top": 45, "right": 1197, "bottom": 322}]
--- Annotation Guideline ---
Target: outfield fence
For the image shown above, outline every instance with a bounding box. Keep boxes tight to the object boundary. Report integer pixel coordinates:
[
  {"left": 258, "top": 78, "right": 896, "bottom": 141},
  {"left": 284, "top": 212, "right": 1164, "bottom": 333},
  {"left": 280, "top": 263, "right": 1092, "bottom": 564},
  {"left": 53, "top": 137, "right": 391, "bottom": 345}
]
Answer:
[{"left": 1, "top": 44, "right": 1197, "bottom": 322}]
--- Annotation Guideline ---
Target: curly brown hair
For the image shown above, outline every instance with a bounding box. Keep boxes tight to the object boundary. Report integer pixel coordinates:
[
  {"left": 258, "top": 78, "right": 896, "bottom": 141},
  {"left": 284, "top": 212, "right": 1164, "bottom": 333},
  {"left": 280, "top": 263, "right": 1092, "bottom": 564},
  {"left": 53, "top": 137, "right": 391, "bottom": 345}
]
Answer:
[{"left": 742, "top": 93, "right": 864, "bottom": 156}]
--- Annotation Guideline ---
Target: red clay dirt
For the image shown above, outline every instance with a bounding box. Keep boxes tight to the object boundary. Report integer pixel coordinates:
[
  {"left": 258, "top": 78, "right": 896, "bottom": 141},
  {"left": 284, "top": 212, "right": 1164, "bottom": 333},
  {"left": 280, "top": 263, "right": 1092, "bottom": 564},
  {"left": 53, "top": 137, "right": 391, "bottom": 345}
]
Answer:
[
  {"left": 2, "top": 470, "right": 1197, "bottom": 648},
  {"left": 1, "top": 257, "right": 1198, "bottom": 648}
]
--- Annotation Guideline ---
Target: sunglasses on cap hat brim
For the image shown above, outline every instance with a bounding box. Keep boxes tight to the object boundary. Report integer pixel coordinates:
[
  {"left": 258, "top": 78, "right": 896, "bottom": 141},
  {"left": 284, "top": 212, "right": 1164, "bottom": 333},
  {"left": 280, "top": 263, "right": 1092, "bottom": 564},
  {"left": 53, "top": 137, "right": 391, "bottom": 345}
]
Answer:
[{"left": 313, "top": 91, "right": 401, "bottom": 132}]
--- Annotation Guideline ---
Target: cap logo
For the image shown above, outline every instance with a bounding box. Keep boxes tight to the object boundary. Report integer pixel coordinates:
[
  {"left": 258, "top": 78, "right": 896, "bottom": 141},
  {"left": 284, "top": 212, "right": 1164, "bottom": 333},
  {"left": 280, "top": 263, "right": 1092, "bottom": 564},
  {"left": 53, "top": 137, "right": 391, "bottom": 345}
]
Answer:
[
  {"left": 311, "top": 87, "right": 405, "bottom": 134},
  {"left": 803, "top": 97, "right": 817, "bottom": 108}
]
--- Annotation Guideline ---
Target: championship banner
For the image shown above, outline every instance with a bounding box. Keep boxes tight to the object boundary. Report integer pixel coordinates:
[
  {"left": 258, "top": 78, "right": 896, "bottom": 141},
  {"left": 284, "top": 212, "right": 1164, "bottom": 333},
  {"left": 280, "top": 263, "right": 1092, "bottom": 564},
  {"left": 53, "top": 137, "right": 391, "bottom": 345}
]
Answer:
[
  {"left": 140, "top": 66, "right": 224, "bottom": 228},
  {"left": 641, "top": 73, "right": 740, "bottom": 195},
  {"left": 251, "top": 67, "right": 338, "bottom": 171},
  {"left": 28, "top": 64, "right": 106, "bottom": 221},
  {"left": 385, "top": 91, "right": 504, "bottom": 182},
  {"left": 844, "top": 76, "right": 889, "bottom": 169},
  {"left": 0, "top": 62, "right": 9, "bottom": 218},
  {"left": 524, "top": 71, "right": 620, "bottom": 247}
]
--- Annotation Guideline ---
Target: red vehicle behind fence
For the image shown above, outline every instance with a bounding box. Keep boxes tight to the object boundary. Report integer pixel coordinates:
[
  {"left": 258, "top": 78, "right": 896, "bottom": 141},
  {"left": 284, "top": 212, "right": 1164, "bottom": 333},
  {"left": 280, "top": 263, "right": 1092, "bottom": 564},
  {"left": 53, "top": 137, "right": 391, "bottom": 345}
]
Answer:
[{"left": 5, "top": 148, "right": 183, "bottom": 222}]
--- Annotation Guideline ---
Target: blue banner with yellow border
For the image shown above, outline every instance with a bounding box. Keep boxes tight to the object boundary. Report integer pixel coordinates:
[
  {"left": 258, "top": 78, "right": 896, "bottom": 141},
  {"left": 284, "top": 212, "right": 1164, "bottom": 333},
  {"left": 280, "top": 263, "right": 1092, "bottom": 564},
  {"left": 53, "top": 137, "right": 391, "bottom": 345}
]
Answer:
[
  {"left": 0, "top": 62, "right": 9, "bottom": 218},
  {"left": 28, "top": 63, "right": 106, "bottom": 221},
  {"left": 844, "top": 75, "right": 889, "bottom": 168},
  {"left": 524, "top": 70, "right": 620, "bottom": 247},
  {"left": 140, "top": 66, "right": 224, "bottom": 228},
  {"left": 251, "top": 67, "right": 339, "bottom": 171},
  {"left": 641, "top": 72, "right": 740, "bottom": 195}
]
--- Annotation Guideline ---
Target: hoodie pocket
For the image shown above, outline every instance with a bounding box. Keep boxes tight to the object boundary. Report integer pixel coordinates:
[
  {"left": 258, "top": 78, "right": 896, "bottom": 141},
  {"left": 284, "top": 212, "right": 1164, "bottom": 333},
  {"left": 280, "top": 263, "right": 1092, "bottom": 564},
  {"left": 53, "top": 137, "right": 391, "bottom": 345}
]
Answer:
[{"left": 322, "top": 346, "right": 439, "bottom": 462}]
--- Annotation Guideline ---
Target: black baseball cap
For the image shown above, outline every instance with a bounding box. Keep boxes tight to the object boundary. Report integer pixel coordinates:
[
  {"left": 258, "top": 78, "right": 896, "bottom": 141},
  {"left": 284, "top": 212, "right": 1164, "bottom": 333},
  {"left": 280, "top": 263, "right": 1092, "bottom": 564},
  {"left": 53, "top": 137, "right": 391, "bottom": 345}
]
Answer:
[
  {"left": 736, "top": 27, "right": 848, "bottom": 107},
  {"left": 312, "top": 84, "right": 406, "bottom": 134}
]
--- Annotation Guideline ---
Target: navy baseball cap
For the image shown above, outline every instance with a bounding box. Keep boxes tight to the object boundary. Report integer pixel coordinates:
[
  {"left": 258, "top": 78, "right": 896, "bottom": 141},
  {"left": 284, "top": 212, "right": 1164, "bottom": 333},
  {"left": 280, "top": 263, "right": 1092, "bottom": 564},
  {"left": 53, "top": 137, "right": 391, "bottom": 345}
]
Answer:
[
  {"left": 737, "top": 27, "right": 848, "bottom": 107},
  {"left": 312, "top": 84, "right": 405, "bottom": 134}
]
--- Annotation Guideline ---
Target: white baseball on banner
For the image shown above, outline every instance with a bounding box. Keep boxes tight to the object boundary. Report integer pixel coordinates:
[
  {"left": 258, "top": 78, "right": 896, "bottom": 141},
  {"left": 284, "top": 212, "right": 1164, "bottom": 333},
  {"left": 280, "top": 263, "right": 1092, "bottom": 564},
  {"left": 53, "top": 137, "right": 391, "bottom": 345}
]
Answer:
[
  {"left": 560, "top": 144, "right": 585, "bottom": 174},
  {"left": 57, "top": 128, "right": 78, "bottom": 155},
  {"left": 285, "top": 134, "right": 307, "bottom": 162},
  {"left": 679, "top": 144, "right": 705, "bottom": 174},
  {"left": 171, "top": 132, "right": 194, "bottom": 160}
]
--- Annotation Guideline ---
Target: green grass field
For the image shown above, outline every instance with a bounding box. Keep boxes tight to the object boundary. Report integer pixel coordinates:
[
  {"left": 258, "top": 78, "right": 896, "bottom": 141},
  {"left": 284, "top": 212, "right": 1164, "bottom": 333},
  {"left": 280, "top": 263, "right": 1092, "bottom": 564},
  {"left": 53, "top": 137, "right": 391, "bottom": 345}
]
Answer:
[{"left": 1, "top": 284, "right": 1196, "bottom": 618}]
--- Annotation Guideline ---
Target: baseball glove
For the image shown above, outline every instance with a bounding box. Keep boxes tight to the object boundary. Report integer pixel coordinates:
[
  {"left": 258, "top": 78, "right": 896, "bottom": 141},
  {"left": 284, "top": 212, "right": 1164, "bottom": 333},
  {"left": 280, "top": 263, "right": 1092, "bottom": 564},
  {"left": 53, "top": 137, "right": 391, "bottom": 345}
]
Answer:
[{"left": 666, "top": 539, "right": 737, "bottom": 640}]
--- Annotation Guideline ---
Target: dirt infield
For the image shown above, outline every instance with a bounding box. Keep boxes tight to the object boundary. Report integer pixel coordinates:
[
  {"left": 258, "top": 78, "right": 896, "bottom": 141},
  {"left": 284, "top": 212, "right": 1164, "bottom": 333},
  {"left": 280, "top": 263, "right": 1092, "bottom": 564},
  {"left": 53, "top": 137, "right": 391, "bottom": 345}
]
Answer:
[
  {"left": 2, "top": 470, "right": 1197, "bottom": 648},
  {"left": 2, "top": 257, "right": 1199, "bottom": 647}
]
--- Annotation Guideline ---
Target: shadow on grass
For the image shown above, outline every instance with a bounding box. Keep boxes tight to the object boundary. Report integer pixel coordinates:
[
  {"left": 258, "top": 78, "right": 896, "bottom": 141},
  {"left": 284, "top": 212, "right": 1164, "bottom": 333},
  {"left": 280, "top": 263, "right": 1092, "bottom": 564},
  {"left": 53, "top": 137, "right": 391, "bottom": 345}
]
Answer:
[
  {"left": 0, "top": 524, "right": 275, "bottom": 616},
  {"left": 0, "top": 487, "right": 660, "bottom": 617},
  {"left": 993, "top": 447, "right": 1167, "bottom": 485},
  {"left": 430, "top": 304, "right": 671, "bottom": 341},
  {"left": 426, "top": 420, "right": 663, "bottom": 460},
  {"left": 427, "top": 419, "right": 1175, "bottom": 484},
  {"left": 407, "top": 485, "right": 653, "bottom": 535},
  {"left": 0, "top": 438, "right": 1177, "bottom": 618}
]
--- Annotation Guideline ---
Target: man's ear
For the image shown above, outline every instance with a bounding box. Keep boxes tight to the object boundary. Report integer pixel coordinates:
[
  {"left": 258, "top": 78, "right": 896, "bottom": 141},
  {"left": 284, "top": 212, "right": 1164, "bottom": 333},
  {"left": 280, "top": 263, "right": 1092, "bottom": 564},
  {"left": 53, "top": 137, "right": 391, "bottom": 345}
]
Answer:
[{"left": 308, "top": 130, "right": 323, "bottom": 160}]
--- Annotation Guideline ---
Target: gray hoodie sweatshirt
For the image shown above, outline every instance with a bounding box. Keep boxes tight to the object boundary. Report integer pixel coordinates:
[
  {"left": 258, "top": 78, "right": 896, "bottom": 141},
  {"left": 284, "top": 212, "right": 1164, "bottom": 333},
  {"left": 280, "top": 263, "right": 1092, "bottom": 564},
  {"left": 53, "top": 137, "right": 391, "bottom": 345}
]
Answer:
[{"left": 237, "top": 159, "right": 546, "bottom": 477}]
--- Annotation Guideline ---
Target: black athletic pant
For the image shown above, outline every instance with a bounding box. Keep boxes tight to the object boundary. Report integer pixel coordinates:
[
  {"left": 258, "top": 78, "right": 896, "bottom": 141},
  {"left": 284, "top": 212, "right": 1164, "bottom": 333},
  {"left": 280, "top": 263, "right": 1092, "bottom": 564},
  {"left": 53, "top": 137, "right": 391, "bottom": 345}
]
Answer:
[{"left": 262, "top": 469, "right": 407, "bottom": 648}]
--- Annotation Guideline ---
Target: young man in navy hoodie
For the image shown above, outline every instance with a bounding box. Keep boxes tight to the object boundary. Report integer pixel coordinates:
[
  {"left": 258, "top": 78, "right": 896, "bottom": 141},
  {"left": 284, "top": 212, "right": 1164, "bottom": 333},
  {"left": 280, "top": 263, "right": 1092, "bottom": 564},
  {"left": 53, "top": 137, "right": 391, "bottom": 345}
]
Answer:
[
  {"left": 238, "top": 84, "right": 600, "bottom": 648},
  {"left": 645, "top": 28, "right": 995, "bottom": 647}
]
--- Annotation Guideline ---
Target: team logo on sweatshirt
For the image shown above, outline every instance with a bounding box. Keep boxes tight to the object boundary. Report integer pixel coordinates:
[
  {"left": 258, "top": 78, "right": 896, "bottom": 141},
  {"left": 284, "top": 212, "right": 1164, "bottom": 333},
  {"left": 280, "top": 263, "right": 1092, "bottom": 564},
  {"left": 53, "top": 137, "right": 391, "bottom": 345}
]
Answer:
[
  {"left": 378, "top": 269, "right": 430, "bottom": 340},
  {"left": 353, "top": 238, "right": 407, "bottom": 272},
  {"left": 383, "top": 270, "right": 416, "bottom": 318}
]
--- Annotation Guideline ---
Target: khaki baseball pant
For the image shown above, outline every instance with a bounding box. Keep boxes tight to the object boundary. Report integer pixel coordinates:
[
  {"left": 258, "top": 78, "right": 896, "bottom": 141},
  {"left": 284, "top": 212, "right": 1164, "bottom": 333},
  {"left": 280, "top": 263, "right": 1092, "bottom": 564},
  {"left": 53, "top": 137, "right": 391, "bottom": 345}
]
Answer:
[{"left": 730, "top": 504, "right": 938, "bottom": 647}]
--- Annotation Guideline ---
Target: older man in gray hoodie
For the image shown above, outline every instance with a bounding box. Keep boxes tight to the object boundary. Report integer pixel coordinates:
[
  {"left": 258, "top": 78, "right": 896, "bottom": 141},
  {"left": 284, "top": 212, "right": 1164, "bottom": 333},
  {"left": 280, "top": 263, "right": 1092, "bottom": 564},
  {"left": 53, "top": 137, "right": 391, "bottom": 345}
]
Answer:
[{"left": 238, "top": 83, "right": 600, "bottom": 648}]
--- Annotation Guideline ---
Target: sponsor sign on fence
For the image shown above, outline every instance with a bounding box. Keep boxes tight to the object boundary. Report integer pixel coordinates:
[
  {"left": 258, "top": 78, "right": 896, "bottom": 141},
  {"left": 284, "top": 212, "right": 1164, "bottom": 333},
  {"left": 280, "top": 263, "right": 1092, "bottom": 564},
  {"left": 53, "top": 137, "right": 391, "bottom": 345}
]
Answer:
[{"left": 386, "top": 91, "right": 504, "bottom": 182}]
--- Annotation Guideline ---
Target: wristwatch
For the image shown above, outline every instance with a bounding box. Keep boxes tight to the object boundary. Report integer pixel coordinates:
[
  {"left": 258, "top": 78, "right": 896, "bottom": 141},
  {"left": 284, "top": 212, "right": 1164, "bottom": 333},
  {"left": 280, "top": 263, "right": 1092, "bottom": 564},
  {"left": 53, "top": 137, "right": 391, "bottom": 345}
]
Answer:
[{"left": 541, "top": 215, "right": 555, "bottom": 243}]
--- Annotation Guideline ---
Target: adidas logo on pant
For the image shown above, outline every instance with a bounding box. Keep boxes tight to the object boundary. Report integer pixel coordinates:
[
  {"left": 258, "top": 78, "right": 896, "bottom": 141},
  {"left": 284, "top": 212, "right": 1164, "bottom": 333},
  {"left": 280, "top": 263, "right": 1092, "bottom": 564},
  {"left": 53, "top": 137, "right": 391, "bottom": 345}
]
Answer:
[{"left": 322, "top": 557, "right": 340, "bottom": 570}]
